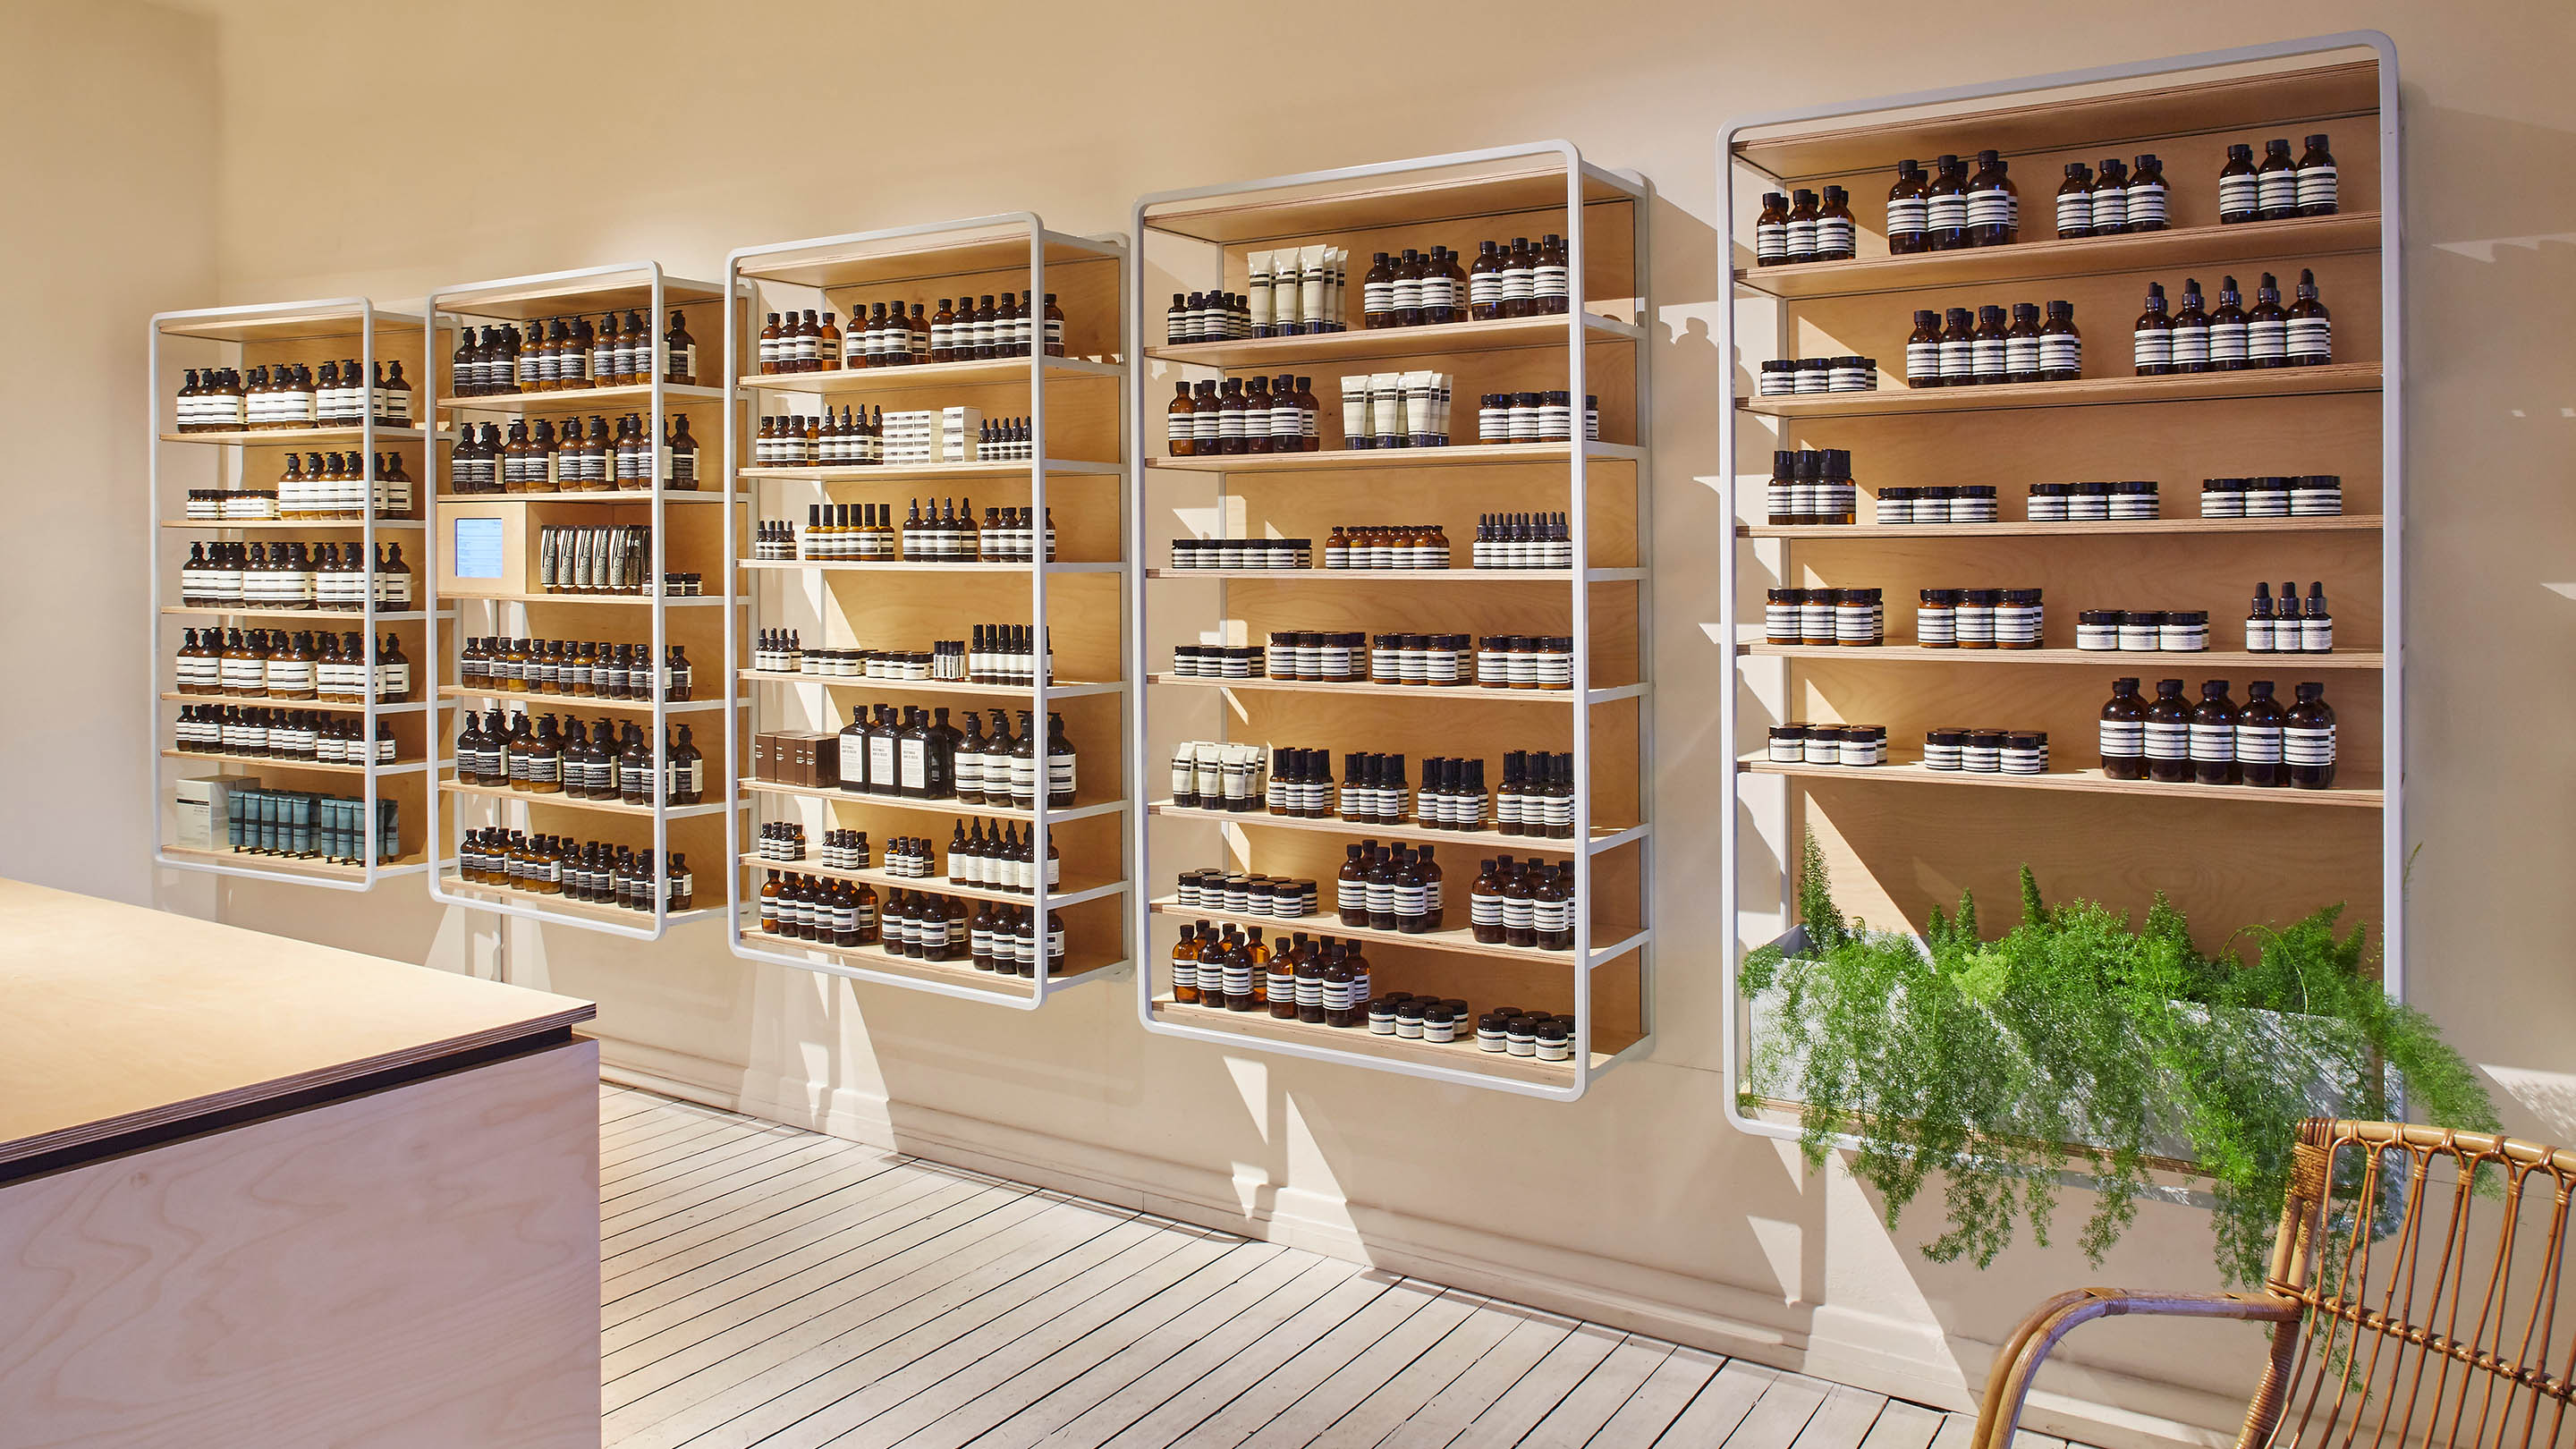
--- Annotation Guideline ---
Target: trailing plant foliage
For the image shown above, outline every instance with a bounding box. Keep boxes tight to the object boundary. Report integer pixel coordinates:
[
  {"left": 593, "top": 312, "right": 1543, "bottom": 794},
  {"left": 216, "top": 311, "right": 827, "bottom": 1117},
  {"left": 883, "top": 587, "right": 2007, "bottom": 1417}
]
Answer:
[{"left": 1741, "top": 835, "right": 2496, "bottom": 1284}]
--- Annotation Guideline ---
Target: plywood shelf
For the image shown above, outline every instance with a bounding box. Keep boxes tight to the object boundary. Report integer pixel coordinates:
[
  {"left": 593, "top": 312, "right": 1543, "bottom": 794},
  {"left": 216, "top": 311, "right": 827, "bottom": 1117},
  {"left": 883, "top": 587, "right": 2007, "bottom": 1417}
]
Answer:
[
  {"left": 1738, "top": 754, "right": 2383, "bottom": 808},
  {"left": 157, "top": 845, "right": 430, "bottom": 879},
  {"left": 154, "top": 307, "right": 428, "bottom": 346},
  {"left": 1741, "top": 363, "right": 2380, "bottom": 418},
  {"left": 1734, "top": 213, "right": 2382, "bottom": 299},
  {"left": 434, "top": 383, "right": 727, "bottom": 413},
  {"left": 1145, "top": 998, "right": 1632, "bottom": 1087},
  {"left": 1146, "top": 312, "right": 1640, "bottom": 369},
  {"left": 741, "top": 778, "right": 1125, "bottom": 825},
  {"left": 1146, "top": 567, "right": 1639, "bottom": 583},
  {"left": 735, "top": 559, "right": 1120, "bottom": 574},
  {"left": 435, "top": 490, "right": 724, "bottom": 504},
  {"left": 432, "top": 275, "right": 726, "bottom": 320},
  {"left": 1141, "top": 157, "right": 1641, "bottom": 246},
  {"left": 1150, "top": 674, "right": 1644, "bottom": 706},
  {"left": 1145, "top": 801, "right": 1642, "bottom": 857},
  {"left": 161, "top": 518, "right": 424, "bottom": 530},
  {"left": 442, "top": 590, "right": 736, "bottom": 606},
  {"left": 1738, "top": 515, "right": 2383, "bottom": 539},
  {"left": 438, "top": 778, "right": 732, "bottom": 819},
  {"left": 733, "top": 854, "right": 1126, "bottom": 909},
  {"left": 161, "top": 606, "right": 445, "bottom": 622},
  {"left": 735, "top": 669, "right": 1123, "bottom": 699},
  {"left": 436, "top": 874, "right": 724, "bottom": 928},
  {"left": 436, "top": 685, "right": 733, "bottom": 715},
  {"left": 1738, "top": 640, "right": 2385, "bottom": 669},
  {"left": 161, "top": 750, "right": 427, "bottom": 776},
  {"left": 736, "top": 928, "right": 1125, "bottom": 996},
  {"left": 159, "top": 427, "right": 436, "bottom": 445},
  {"left": 735, "top": 355, "right": 1123, "bottom": 395},
  {"left": 1147, "top": 898, "right": 1641, "bottom": 968},
  {"left": 738, "top": 459, "right": 1121, "bottom": 482},
  {"left": 161, "top": 692, "right": 438, "bottom": 715},
  {"left": 1146, "top": 441, "right": 1639, "bottom": 475}
]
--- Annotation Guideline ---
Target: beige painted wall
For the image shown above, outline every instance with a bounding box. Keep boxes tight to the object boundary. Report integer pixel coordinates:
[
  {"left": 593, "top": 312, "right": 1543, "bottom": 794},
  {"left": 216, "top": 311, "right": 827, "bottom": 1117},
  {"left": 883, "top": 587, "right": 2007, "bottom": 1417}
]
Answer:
[{"left": 12, "top": 0, "right": 2576, "bottom": 1436}]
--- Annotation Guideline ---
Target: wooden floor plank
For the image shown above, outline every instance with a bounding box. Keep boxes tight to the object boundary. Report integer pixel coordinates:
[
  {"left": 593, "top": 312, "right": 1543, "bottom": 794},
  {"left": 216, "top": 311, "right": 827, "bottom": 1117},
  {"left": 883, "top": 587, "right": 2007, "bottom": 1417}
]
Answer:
[
  {"left": 1855, "top": 1400, "right": 1948, "bottom": 1449},
  {"left": 1302, "top": 1293, "right": 1532, "bottom": 1449},
  {"left": 1584, "top": 1344, "right": 1727, "bottom": 1447},
  {"left": 1720, "top": 1368, "right": 1835, "bottom": 1449},
  {"left": 644, "top": 1216, "right": 1193, "bottom": 1449},
  {"left": 1035, "top": 1269, "right": 1394, "bottom": 1449},
  {"left": 604, "top": 1165, "right": 954, "bottom": 1322},
  {"left": 607, "top": 1198, "right": 1149, "bottom": 1446},
  {"left": 1099, "top": 1275, "right": 1437, "bottom": 1449},
  {"left": 963, "top": 1255, "right": 1351, "bottom": 1449},
  {"left": 1794, "top": 1384, "right": 1897, "bottom": 1449},
  {"left": 602, "top": 1148, "right": 915, "bottom": 1264},
  {"left": 1653, "top": 1359, "right": 1784, "bottom": 1447},
  {"left": 602, "top": 1131, "right": 829, "bottom": 1213},
  {"left": 1516, "top": 1335, "right": 1677, "bottom": 1448},
  {"left": 815, "top": 1237, "right": 1284, "bottom": 1449},
  {"left": 1234, "top": 1288, "right": 1484, "bottom": 1448},
  {"left": 600, "top": 1109, "right": 743, "bottom": 1165},
  {"left": 603, "top": 1174, "right": 996, "bottom": 1350},
  {"left": 1447, "top": 1321, "right": 1627, "bottom": 1446},
  {"left": 1373, "top": 1307, "right": 1582, "bottom": 1449},
  {"left": 1926, "top": 1412, "right": 1979, "bottom": 1449}
]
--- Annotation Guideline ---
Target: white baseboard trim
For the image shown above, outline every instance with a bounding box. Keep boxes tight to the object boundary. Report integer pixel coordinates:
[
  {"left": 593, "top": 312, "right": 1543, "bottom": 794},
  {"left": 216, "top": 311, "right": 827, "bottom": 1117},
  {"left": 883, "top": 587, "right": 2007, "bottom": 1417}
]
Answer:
[{"left": 590, "top": 1040, "right": 2241, "bottom": 1449}]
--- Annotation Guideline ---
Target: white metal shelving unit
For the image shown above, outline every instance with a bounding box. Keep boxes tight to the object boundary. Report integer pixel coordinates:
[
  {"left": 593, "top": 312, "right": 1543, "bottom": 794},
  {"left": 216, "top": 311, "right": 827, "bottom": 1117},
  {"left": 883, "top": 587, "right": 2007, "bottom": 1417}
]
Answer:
[
  {"left": 423, "top": 262, "right": 747, "bottom": 940},
  {"left": 1715, "top": 34, "right": 2404, "bottom": 1144},
  {"left": 723, "top": 216, "right": 1134, "bottom": 1005},
  {"left": 148, "top": 298, "right": 441, "bottom": 889},
  {"left": 1129, "top": 143, "right": 1656, "bottom": 1100}
]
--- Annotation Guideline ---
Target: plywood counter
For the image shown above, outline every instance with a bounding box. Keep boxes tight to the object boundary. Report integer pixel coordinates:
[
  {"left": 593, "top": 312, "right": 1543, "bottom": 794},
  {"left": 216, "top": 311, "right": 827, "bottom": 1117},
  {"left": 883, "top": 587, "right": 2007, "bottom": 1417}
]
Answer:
[{"left": 0, "top": 878, "right": 603, "bottom": 1448}]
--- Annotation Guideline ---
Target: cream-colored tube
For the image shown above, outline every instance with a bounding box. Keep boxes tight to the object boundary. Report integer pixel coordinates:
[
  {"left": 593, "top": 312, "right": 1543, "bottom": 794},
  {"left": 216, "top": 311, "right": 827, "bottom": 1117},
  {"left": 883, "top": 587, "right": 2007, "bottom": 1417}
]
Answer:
[
  {"left": 1340, "top": 376, "right": 1370, "bottom": 447},
  {"left": 1299, "top": 245, "right": 1327, "bottom": 333},
  {"left": 1246, "top": 250, "right": 1275, "bottom": 335}
]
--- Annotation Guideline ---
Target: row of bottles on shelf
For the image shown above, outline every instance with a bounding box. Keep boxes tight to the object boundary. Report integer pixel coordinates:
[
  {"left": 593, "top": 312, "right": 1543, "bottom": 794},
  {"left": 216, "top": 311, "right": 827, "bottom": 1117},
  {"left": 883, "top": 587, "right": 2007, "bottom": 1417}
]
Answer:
[
  {"left": 174, "top": 629, "right": 410, "bottom": 700},
  {"left": 1902, "top": 301, "right": 2082, "bottom": 385},
  {"left": 453, "top": 712, "right": 705, "bottom": 803},
  {"left": 448, "top": 311, "right": 696, "bottom": 395},
  {"left": 1765, "top": 580, "right": 2334, "bottom": 652},
  {"left": 533, "top": 523, "right": 658, "bottom": 595},
  {"left": 456, "top": 829, "right": 693, "bottom": 911},
  {"left": 1767, "top": 458, "right": 2343, "bottom": 528},
  {"left": 173, "top": 707, "right": 394, "bottom": 764},
  {"left": 179, "top": 541, "right": 411, "bottom": 610},
  {"left": 2133, "top": 274, "right": 2331, "bottom": 371},
  {"left": 1163, "top": 377, "right": 1320, "bottom": 454},
  {"left": 194, "top": 786, "right": 402, "bottom": 865},
  {"left": 457, "top": 635, "right": 693, "bottom": 699},
  {"left": 752, "top": 501, "right": 1056, "bottom": 564},
  {"left": 751, "top": 708, "right": 1073, "bottom": 807},
  {"left": 1162, "top": 247, "right": 1350, "bottom": 343},
  {"left": 1159, "top": 517, "right": 1575, "bottom": 572},
  {"left": 755, "top": 871, "right": 1067, "bottom": 976},
  {"left": 755, "top": 411, "right": 1044, "bottom": 467},
  {"left": 755, "top": 818, "right": 1063, "bottom": 896},
  {"left": 173, "top": 362, "right": 413, "bottom": 431},
  {"left": 176, "top": 453, "right": 416, "bottom": 522},
  {"left": 2101, "top": 677, "right": 2338, "bottom": 787},
  {"left": 1169, "top": 922, "right": 1371, "bottom": 1019},
  {"left": 1169, "top": 739, "right": 1580, "bottom": 837},
  {"left": 756, "top": 294, "right": 1066, "bottom": 374},
  {"left": 1366, "top": 237, "right": 1572, "bottom": 327},
  {"left": 447, "top": 416, "right": 699, "bottom": 493},
  {"left": 1168, "top": 377, "right": 1601, "bottom": 455},
  {"left": 750, "top": 625, "right": 1051, "bottom": 686},
  {"left": 1170, "top": 631, "right": 1575, "bottom": 690},
  {"left": 1173, "top": 869, "right": 1318, "bottom": 919}
]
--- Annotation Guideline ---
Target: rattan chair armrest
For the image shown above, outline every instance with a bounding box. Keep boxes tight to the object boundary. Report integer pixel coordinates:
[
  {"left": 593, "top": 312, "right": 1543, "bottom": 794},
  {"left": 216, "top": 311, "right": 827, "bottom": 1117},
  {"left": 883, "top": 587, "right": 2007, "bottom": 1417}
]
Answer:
[{"left": 1971, "top": 1288, "right": 2301, "bottom": 1449}]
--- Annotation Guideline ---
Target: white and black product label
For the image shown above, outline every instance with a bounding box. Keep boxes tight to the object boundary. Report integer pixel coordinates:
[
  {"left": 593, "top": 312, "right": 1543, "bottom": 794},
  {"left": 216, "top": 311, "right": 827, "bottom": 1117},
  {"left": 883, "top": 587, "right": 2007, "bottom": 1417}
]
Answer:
[
  {"left": 2143, "top": 722, "right": 2190, "bottom": 760},
  {"left": 2301, "top": 618, "right": 2334, "bottom": 652},
  {"left": 666, "top": 344, "right": 696, "bottom": 381},
  {"left": 2099, "top": 721, "right": 2145, "bottom": 758},
  {"left": 1939, "top": 337, "right": 1974, "bottom": 380},
  {"left": 2170, "top": 322, "right": 2209, "bottom": 369},
  {"left": 1904, "top": 340, "right": 1941, "bottom": 382},
  {"left": 2190, "top": 724, "right": 2235, "bottom": 763},
  {"left": 899, "top": 738, "right": 928, "bottom": 793},
  {"left": 1927, "top": 193, "right": 1967, "bottom": 233},
  {"left": 2134, "top": 328, "right": 2172, "bottom": 370},
  {"left": 2218, "top": 174, "right": 2259, "bottom": 219},
  {"left": 2248, "top": 319, "right": 2287, "bottom": 363},
  {"left": 2004, "top": 336, "right": 2040, "bottom": 377},
  {"left": 1885, "top": 195, "right": 1927, "bottom": 239},
  {"left": 2127, "top": 182, "right": 2167, "bottom": 228},
  {"left": 1970, "top": 336, "right": 2005, "bottom": 377},
  {"left": 1966, "top": 191, "right": 2012, "bottom": 230},
  {"left": 1784, "top": 217, "right": 1817, "bottom": 258},
  {"left": 2209, "top": 319, "right": 2248, "bottom": 364},
  {"left": 2288, "top": 318, "right": 2331, "bottom": 360},
  {"left": 2234, "top": 724, "right": 2283, "bottom": 764},
  {"left": 2284, "top": 724, "right": 2335, "bottom": 766},
  {"left": 2295, "top": 165, "right": 2337, "bottom": 212},
  {"left": 2258, "top": 171, "right": 2299, "bottom": 215},
  {"left": 1754, "top": 222, "right": 1788, "bottom": 263},
  {"left": 1813, "top": 218, "right": 1854, "bottom": 256},
  {"left": 2038, "top": 335, "right": 2080, "bottom": 375}
]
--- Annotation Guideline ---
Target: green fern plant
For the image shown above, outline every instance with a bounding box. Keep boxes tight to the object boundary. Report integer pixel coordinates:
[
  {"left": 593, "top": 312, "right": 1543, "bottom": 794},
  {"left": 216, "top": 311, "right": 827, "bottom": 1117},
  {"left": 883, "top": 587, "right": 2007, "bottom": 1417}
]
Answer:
[{"left": 1742, "top": 834, "right": 2497, "bottom": 1284}]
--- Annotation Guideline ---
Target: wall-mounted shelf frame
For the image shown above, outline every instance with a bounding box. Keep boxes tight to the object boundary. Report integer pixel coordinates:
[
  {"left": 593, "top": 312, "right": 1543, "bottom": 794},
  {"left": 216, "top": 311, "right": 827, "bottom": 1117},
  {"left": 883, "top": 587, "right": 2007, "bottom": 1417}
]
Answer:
[
  {"left": 723, "top": 215, "right": 1133, "bottom": 1006},
  {"left": 424, "top": 262, "right": 748, "bottom": 940},
  {"left": 148, "top": 298, "right": 439, "bottom": 890},
  {"left": 1129, "top": 143, "right": 1656, "bottom": 1100},
  {"left": 1716, "top": 34, "right": 2403, "bottom": 1144}
]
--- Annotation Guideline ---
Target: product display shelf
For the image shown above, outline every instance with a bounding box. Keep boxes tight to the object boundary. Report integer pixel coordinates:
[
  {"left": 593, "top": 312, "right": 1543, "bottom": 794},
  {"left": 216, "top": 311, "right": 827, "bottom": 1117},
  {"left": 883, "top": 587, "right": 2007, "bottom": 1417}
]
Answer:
[
  {"left": 1737, "top": 640, "right": 2386, "bottom": 669},
  {"left": 724, "top": 216, "right": 1135, "bottom": 1007},
  {"left": 150, "top": 298, "right": 438, "bottom": 890},
  {"left": 736, "top": 856, "right": 1127, "bottom": 910},
  {"left": 1146, "top": 899, "right": 1647, "bottom": 970},
  {"left": 1132, "top": 143, "right": 1656, "bottom": 1099},
  {"left": 1144, "top": 801, "right": 1647, "bottom": 857},
  {"left": 162, "top": 692, "right": 438, "bottom": 716},
  {"left": 1717, "top": 36, "right": 2403, "bottom": 1146},
  {"left": 426, "top": 261, "right": 748, "bottom": 941},
  {"left": 1740, "top": 515, "right": 2382, "bottom": 538},
  {"left": 437, "top": 684, "right": 735, "bottom": 715},
  {"left": 436, "top": 873, "right": 724, "bottom": 929},
  {"left": 737, "top": 669, "right": 1123, "bottom": 699}
]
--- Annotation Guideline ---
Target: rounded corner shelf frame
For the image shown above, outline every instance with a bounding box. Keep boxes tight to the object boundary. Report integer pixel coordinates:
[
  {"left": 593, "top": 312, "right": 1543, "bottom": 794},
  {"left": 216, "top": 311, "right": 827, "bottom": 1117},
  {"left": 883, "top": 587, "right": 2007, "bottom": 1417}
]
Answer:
[
  {"left": 1712, "top": 33, "right": 2405, "bottom": 1146},
  {"left": 148, "top": 297, "right": 435, "bottom": 892},
  {"left": 1126, "top": 141, "right": 1657, "bottom": 1099},
  {"left": 721, "top": 213, "right": 1135, "bottom": 1007},
  {"left": 423, "top": 261, "right": 746, "bottom": 941}
]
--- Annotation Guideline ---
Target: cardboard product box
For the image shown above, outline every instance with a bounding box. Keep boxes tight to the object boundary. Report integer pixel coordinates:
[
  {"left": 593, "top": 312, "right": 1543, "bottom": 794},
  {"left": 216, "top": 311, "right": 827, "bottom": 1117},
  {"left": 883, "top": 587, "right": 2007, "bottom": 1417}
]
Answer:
[
  {"left": 174, "top": 774, "right": 256, "bottom": 852},
  {"left": 751, "top": 732, "right": 778, "bottom": 783}
]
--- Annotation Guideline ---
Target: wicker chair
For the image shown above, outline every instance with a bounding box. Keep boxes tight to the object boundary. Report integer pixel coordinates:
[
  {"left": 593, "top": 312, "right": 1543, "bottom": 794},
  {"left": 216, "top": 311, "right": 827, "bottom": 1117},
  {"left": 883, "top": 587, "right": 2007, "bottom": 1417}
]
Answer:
[{"left": 1975, "top": 1118, "right": 2576, "bottom": 1449}]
